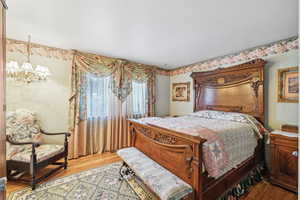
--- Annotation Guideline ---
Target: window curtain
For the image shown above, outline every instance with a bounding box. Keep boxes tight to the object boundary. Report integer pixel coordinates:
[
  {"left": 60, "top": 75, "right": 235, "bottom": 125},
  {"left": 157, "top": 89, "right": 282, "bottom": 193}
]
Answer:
[{"left": 68, "top": 51, "right": 156, "bottom": 159}]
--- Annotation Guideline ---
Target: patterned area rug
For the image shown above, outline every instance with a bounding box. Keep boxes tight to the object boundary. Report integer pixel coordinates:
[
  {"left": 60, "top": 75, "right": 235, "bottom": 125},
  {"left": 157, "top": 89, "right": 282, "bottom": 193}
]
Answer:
[{"left": 8, "top": 162, "right": 156, "bottom": 200}]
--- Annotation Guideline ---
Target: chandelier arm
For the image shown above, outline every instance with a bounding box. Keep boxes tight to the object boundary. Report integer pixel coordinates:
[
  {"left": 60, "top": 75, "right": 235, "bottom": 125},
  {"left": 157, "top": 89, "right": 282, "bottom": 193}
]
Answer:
[{"left": 27, "top": 35, "right": 31, "bottom": 63}]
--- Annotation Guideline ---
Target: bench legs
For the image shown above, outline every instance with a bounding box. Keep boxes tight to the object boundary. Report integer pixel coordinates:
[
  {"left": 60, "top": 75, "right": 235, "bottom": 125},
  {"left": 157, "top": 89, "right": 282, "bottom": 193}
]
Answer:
[{"left": 119, "top": 161, "right": 135, "bottom": 181}]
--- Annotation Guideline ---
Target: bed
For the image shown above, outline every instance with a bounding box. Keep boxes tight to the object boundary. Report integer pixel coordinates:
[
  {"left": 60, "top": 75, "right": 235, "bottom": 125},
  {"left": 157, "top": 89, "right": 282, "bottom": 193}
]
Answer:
[{"left": 127, "top": 59, "right": 267, "bottom": 200}]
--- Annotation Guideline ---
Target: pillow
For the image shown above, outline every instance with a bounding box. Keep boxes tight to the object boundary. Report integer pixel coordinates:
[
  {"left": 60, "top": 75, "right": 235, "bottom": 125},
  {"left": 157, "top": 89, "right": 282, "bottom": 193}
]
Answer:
[
  {"left": 6, "top": 109, "right": 42, "bottom": 143},
  {"left": 189, "top": 110, "right": 248, "bottom": 123},
  {"left": 190, "top": 110, "right": 267, "bottom": 139}
]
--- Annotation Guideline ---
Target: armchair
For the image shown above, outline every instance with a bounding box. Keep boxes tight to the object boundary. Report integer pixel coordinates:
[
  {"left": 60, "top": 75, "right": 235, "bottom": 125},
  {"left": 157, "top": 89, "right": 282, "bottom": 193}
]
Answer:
[{"left": 6, "top": 109, "right": 70, "bottom": 190}]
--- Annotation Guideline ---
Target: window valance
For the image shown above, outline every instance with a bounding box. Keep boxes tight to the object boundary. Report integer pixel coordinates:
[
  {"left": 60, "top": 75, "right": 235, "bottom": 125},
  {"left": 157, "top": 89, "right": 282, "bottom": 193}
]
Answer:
[{"left": 72, "top": 50, "right": 156, "bottom": 102}]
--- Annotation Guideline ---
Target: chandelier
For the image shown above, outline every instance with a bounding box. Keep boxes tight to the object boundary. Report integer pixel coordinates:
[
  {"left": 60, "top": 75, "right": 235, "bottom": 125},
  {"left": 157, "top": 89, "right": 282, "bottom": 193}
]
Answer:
[{"left": 6, "top": 35, "right": 51, "bottom": 83}]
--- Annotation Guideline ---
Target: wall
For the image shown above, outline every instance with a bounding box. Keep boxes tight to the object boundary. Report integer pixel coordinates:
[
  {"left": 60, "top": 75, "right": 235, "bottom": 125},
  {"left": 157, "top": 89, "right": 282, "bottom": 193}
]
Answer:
[
  {"left": 265, "top": 50, "right": 299, "bottom": 129},
  {"left": 170, "top": 50, "right": 299, "bottom": 130},
  {"left": 156, "top": 74, "right": 170, "bottom": 116},
  {"left": 6, "top": 52, "right": 72, "bottom": 144}
]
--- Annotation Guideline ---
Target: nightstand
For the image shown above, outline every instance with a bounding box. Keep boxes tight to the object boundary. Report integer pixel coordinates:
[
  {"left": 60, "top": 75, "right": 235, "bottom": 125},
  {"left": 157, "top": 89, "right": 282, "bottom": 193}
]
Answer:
[{"left": 270, "top": 129, "right": 298, "bottom": 192}]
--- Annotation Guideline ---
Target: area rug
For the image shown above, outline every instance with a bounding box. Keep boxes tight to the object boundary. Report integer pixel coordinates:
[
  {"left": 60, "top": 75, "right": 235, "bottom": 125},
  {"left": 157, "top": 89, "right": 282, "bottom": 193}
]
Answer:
[{"left": 7, "top": 162, "right": 156, "bottom": 200}]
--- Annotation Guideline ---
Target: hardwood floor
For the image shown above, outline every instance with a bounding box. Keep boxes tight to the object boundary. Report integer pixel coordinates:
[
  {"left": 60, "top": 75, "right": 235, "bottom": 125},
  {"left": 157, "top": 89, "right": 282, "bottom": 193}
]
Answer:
[
  {"left": 6, "top": 152, "right": 120, "bottom": 195},
  {"left": 6, "top": 153, "right": 298, "bottom": 200},
  {"left": 241, "top": 181, "right": 297, "bottom": 200}
]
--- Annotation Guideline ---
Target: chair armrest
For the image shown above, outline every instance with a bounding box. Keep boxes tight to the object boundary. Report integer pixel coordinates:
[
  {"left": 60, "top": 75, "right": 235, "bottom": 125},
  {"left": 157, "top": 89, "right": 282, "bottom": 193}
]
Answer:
[
  {"left": 6, "top": 136, "right": 40, "bottom": 147},
  {"left": 41, "top": 130, "right": 71, "bottom": 137}
]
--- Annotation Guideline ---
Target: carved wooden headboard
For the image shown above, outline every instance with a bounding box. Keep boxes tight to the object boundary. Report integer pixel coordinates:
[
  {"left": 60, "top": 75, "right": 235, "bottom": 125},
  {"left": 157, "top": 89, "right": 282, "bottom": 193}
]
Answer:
[{"left": 191, "top": 59, "right": 266, "bottom": 124}]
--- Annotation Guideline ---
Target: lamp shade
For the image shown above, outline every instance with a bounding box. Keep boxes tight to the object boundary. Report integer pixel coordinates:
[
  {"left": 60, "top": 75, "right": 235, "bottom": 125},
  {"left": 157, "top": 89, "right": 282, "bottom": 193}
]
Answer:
[
  {"left": 6, "top": 61, "right": 20, "bottom": 73},
  {"left": 35, "top": 65, "right": 51, "bottom": 77},
  {"left": 6, "top": 61, "right": 51, "bottom": 83},
  {"left": 21, "top": 62, "right": 34, "bottom": 73}
]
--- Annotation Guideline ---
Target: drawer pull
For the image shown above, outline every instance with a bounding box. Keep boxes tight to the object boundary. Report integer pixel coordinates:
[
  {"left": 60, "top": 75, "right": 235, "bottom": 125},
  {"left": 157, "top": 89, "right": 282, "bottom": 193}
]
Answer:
[{"left": 292, "top": 151, "right": 298, "bottom": 157}]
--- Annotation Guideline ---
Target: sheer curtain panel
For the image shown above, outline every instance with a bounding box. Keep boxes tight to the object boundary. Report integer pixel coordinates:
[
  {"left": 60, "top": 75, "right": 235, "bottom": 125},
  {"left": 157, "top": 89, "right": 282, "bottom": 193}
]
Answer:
[{"left": 68, "top": 51, "right": 156, "bottom": 159}]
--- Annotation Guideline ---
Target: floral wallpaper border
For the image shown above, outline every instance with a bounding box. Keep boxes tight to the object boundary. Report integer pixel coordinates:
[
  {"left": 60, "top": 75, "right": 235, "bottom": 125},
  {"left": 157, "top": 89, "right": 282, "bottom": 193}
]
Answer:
[
  {"left": 6, "top": 36, "right": 298, "bottom": 76},
  {"left": 169, "top": 36, "right": 298, "bottom": 76},
  {"left": 6, "top": 38, "right": 169, "bottom": 76},
  {"left": 6, "top": 38, "right": 74, "bottom": 61}
]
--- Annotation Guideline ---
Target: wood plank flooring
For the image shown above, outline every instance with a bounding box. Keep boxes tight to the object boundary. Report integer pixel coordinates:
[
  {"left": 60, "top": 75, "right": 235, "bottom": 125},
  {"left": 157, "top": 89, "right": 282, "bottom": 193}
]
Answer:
[
  {"left": 6, "top": 153, "right": 298, "bottom": 200},
  {"left": 6, "top": 152, "right": 120, "bottom": 195}
]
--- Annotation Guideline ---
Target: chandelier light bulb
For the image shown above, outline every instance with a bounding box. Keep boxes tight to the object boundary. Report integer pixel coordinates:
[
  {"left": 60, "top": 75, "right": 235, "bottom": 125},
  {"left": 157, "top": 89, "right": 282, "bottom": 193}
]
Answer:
[
  {"left": 21, "top": 62, "right": 34, "bottom": 74},
  {"left": 6, "top": 61, "right": 51, "bottom": 83},
  {"left": 6, "top": 35, "right": 51, "bottom": 83},
  {"left": 6, "top": 61, "right": 19, "bottom": 73}
]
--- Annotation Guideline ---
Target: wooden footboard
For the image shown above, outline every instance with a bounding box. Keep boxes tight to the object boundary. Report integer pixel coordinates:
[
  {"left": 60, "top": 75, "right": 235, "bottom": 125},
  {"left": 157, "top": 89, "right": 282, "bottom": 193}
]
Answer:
[
  {"left": 128, "top": 119, "right": 265, "bottom": 200},
  {"left": 129, "top": 119, "right": 206, "bottom": 199}
]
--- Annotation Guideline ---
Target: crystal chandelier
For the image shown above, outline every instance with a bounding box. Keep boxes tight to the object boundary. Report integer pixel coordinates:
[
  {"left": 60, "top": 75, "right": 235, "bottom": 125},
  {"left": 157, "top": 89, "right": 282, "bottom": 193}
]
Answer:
[{"left": 6, "top": 35, "right": 51, "bottom": 83}]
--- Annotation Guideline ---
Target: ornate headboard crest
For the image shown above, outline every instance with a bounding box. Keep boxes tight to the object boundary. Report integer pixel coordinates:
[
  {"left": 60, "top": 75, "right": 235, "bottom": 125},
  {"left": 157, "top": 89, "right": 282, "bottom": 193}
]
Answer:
[{"left": 191, "top": 59, "right": 266, "bottom": 123}]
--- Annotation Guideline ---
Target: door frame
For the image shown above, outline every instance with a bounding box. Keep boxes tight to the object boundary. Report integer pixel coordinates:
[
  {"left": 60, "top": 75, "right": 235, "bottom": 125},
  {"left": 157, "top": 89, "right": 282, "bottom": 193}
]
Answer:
[{"left": 0, "top": 0, "right": 6, "bottom": 199}]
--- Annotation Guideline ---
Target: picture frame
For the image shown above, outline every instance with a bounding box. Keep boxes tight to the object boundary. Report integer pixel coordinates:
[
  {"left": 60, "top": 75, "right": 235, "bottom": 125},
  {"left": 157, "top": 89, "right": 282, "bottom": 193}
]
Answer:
[
  {"left": 277, "top": 67, "right": 298, "bottom": 103},
  {"left": 172, "top": 82, "right": 190, "bottom": 101}
]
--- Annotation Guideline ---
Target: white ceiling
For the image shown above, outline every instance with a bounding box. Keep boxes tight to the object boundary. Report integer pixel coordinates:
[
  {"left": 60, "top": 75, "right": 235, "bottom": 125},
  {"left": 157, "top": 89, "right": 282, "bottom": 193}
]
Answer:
[{"left": 6, "top": 0, "right": 298, "bottom": 69}]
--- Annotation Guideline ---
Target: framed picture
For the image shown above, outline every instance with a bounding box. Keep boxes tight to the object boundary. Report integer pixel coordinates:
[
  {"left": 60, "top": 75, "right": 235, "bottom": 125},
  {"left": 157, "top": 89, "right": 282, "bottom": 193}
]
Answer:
[
  {"left": 172, "top": 82, "right": 190, "bottom": 101},
  {"left": 278, "top": 67, "right": 298, "bottom": 103}
]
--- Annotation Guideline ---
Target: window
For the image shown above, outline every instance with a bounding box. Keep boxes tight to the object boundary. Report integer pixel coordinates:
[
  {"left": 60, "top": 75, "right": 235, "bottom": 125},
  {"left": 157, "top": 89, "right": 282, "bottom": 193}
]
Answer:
[
  {"left": 86, "top": 74, "right": 110, "bottom": 118},
  {"left": 85, "top": 74, "right": 147, "bottom": 118},
  {"left": 132, "top": 81, "right": 147, "bottom": 116}
]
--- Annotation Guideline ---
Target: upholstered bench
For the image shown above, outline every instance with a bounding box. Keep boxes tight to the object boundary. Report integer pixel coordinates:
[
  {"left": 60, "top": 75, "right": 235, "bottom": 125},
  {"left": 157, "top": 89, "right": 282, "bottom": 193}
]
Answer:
[{"left": 117, "top": 147, "right": 193, "bottom": 200}]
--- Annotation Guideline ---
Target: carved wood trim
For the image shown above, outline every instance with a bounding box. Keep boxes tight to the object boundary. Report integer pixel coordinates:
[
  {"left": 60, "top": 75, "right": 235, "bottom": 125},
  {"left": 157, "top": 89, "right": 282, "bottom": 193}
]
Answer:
[
  {"left": 206, "top": 105, "right": 243, "bottom": 112},
  {"left": 135, "top": 126, "right": 152, "bottom": 138},
  {"left": 142, "top": 134, "right": 191, "bottom": 151},
  {"left": 191, "top": 58, "right": 266, "bottom": 123},
  {"left": 153, "top": 133, "right": 177, "bottom": 145},
  {"left": 133, "top": 124, "right": 196, "bottom": 181},
  {"left": 251, "top": 80, "right": 263, "bottom": 98},
  {"left": 195, "top": 72, "right": 255, "bottom": 87}
]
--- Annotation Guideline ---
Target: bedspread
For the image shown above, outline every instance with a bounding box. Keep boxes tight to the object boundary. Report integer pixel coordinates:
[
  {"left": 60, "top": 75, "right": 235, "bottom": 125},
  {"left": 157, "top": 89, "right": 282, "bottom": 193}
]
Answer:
[{"left": 136, "top": 110, "right": 265, "bottom": 178}]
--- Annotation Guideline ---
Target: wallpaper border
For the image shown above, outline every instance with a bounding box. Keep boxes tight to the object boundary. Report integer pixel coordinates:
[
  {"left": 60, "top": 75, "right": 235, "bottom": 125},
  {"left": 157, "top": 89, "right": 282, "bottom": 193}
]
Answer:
[
  {"left": 6, "top": 38, "right": 74, "bottom": 61},
  {"left": 6, "top": 38, "right": 170, "bottom": 76},
  {"left": 6, "top": 36, "right": 298, "bottom": 76},
  {"left": 169, "top": 36, "right": 298, "bottom": 76}
]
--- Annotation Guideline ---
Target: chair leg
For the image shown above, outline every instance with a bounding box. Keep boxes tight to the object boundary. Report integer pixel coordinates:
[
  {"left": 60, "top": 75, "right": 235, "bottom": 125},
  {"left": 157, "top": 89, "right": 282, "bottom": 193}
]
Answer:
[
  {"left": 7, "top": 169, "right": 11, "bottom": 177},
  {"left": 64, "top": 153, "right": 68, "bottom": 169},
  {"left": 31, "top": 181, "right": 36, "bottom": 190},
  {"left": 31, "top": 163, "right": 37, "bottom": 190},
  {"left": 31, "top": 145, "right": 37, "bottom": 190},
  {"left": 64, "top": 134, "right": 68, "bottom": 170}
]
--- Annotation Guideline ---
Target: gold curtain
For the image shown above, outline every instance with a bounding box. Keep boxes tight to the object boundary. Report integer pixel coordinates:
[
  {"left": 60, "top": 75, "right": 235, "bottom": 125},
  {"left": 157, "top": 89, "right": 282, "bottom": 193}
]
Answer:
[{"left": 68, "top": 51, "right": 156, "bottom": 159}]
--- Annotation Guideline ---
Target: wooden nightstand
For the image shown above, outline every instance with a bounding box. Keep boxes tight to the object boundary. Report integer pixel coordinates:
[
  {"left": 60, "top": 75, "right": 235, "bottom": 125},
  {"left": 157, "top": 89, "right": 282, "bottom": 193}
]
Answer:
[{"left": 270, "top": 129, "right": 298, "bottom": 192}]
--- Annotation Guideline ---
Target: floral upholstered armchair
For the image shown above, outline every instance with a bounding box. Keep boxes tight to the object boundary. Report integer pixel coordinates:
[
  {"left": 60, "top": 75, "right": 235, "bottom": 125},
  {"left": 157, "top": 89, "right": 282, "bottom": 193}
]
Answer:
[{"left": 6, "top": 109, "right": 70, "bottom": 190}]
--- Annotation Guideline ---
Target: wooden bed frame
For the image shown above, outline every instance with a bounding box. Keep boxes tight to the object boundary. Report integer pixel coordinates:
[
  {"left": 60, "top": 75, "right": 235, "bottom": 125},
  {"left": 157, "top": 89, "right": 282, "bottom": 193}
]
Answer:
[{"left": 128, "top": 59, "right": 266, "bottom": 200}]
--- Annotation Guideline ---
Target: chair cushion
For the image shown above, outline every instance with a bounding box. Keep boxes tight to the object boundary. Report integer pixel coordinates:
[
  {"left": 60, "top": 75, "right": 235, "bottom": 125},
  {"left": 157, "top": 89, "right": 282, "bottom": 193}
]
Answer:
[
  {"left": 9, "top": 144, "right": 65, "bottom": 163},
  {"left": 6, "top": 142, "right": 31, "bottom": 160},
  {"left": 6, "top": 109, "right": 42, "bottom": 143},
  {"left": 117, "top": 147, "right": 193, "bottom": 200}
]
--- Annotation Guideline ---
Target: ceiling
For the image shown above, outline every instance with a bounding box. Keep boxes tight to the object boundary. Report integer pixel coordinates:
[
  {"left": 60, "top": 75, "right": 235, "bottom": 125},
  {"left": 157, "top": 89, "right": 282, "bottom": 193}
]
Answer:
[{"left": 6, "top": 0, "right": 298, "bottom": 69}]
